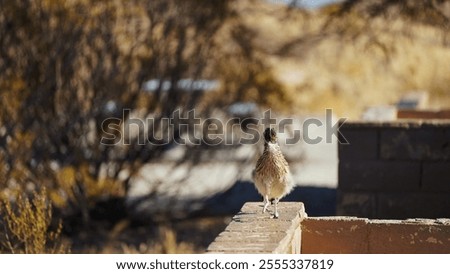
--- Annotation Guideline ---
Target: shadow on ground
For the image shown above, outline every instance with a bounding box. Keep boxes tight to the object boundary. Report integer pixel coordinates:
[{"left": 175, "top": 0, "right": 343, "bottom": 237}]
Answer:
[{"left": 199, "top": 181, "right": 336, "bottom": 217}]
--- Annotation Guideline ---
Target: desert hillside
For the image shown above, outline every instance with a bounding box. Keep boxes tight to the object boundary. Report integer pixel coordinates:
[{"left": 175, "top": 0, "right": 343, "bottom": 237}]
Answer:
[{"left": 222, "top": 0, "right": 450, "bottom": 117}]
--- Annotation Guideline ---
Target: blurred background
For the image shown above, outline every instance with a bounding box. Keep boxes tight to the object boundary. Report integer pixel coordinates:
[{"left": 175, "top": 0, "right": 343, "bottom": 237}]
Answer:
[{"left": 0, "top": 0, "right": 449, "bottom": 253}]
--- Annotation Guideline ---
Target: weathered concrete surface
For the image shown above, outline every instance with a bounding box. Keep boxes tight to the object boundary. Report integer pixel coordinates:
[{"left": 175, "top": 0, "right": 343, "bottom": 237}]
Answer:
[
  {"left": 302, "top": 217, "right": 369, "bottom": 254},
  {"left": 368, "top": 219, "right": 450, "bottom": 253},
  {"left": 208, "top": 204, "right": 450, "bottom": 254},
  {"left": 206, "top": 202, "right": 306, "bottom": 253},
  {"left": 302, "top": 217, "right": 450, "bottom": 254}
]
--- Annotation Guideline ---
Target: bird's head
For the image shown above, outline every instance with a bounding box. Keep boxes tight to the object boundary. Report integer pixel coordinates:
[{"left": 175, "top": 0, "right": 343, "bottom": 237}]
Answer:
[{"left": 263, "top": 127, "right": 277, "bottom": 144}]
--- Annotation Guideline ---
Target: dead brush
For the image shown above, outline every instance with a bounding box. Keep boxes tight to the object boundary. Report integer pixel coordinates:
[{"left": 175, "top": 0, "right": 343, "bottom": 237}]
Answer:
[{"left": 0, "top": 187, "right": 69, "bottom": 254}]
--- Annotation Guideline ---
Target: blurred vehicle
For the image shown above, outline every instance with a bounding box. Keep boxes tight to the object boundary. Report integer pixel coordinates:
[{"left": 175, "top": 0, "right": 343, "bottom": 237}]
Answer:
[{"left": 142, "top": 79, "right": 220, "bottom": 93}]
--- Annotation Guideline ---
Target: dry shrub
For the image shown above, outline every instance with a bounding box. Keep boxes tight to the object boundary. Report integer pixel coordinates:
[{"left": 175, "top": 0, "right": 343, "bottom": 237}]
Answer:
[
  {"left": 0, "top": 0, "right": 237, "bottom": 220},
  {"left": 95, "top": 223, "right": 197, "bottom": 254},
  {"left": 119, "top": 225, "right": 196, "bottom": 254},
  {"left": 0, "top": 188, "right": 69, "bottom": 254},
  {"left": 154, "top": 224, "right": 196, "bottom": 254}
]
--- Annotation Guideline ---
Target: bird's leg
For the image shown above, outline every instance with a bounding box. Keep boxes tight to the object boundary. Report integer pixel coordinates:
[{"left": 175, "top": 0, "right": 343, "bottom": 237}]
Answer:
[
  {"left": 272, "top": 198, "right": 280, "bottom": 219},
  {"left": 263, "top": 195, "right": 270, "bottom": 213}
]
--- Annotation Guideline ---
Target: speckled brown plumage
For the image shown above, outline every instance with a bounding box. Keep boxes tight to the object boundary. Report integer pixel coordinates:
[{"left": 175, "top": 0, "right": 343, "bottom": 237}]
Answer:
[{"left": 253, "top": 128, "right": 294, "bottom": 218}]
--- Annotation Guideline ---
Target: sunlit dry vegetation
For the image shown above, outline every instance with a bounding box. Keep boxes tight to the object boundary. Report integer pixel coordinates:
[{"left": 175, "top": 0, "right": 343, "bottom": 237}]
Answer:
[
  {"left": 0, "top": 188, "right": 68, "bottom": 253},
  {"left": 238, "top": 0, "right": 450, "bottom": 117},
  {"left": 0, "top": 0, "right": 449, "bottom": 253},
  {"left": 0, "top": 0, "right": 273, "bottom": 253}
]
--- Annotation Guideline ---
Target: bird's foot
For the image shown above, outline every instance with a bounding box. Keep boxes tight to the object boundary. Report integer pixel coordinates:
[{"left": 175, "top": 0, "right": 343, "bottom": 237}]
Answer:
[
  {"left": 263, "top": 199, "right": 270, "bottom": 213},
  {"left": 262, "top": 204, "right": 269, "bottom": 213}
]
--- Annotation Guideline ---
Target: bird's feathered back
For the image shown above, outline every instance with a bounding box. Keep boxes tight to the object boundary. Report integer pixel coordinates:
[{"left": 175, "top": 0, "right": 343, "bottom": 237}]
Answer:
[{"left": 253, "top": 128, "right": 293, "bottom": 200}]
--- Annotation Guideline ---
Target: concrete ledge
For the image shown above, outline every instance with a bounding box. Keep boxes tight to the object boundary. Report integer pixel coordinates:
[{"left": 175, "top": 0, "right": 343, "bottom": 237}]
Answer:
[
  {"left": 208, "top": 203, "right": 450, "bottom": 254},
  {"left": 206, "top": 202, "right": 306, "bottom": 253},
  {"left": 301, "top": 217, "right": 369, "bottom": 254},
  {"left": 302, "top": 217, "right": 450, "bottom": 254}
]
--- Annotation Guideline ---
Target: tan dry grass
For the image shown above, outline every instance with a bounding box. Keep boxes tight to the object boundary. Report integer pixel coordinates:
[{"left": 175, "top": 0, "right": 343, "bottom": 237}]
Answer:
[
  {"left": 233, "top": 0, "right": 450, "bottom": 118},
  {"left": 0, "top": 188, "right": 69, "bottom": 254},
  {"left": 67, "top": 216, "right": 231, "bottom": 254}
]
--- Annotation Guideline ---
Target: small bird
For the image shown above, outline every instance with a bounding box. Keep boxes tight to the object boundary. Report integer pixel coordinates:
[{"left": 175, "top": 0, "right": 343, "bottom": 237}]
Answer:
[{"left": 253, "top": 127, "right": 294, "bottom": 218}]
